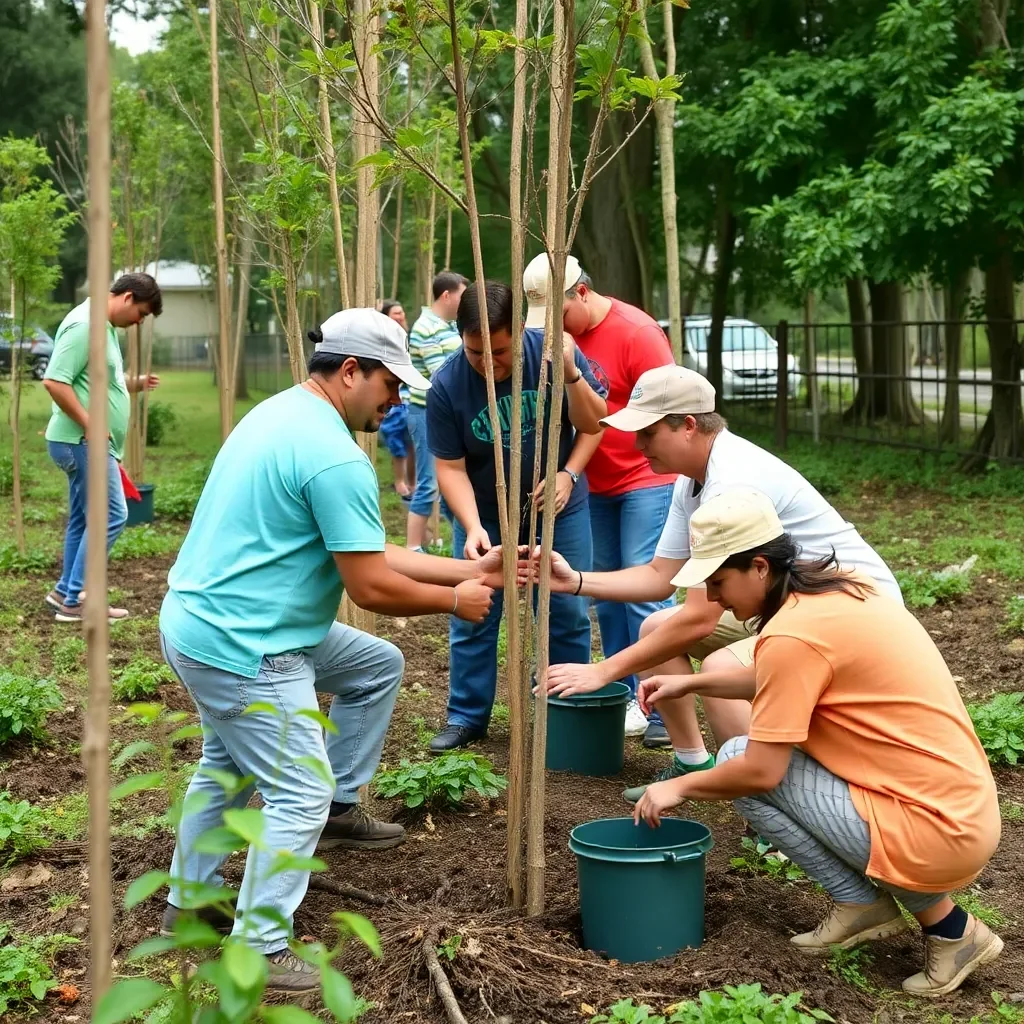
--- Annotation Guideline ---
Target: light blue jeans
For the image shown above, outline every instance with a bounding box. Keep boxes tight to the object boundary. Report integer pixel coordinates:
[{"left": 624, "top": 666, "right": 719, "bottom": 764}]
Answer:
[
  {"left": 406, "top": 403, "right": 437, "bottom": 518},
  {"left": 48, "top": 440, "right": 128, "bottom": 606},
  {"left": 162, "top": 623, "right": 404, "bottom": 953}
]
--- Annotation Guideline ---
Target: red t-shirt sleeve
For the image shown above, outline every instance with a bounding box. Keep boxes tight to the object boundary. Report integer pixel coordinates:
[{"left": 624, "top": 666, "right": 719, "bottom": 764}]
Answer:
[{"left": 628, "top": 322, "right": 675, "bottom": 382}]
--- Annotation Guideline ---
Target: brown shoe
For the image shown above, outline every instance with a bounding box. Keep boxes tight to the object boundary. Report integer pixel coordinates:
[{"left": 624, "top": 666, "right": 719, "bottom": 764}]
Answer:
[
  {"left": 266, "top": 948, "right": 320, "bottom": 992},
  {"left": 54, "top": 601, "right": 129, "bottom": 624},
  {"left": 791, "top": 894, "right": 908, "bottom": 953},
  {"left": 316, "top": 804, "right": 405, "bottom": 851},
  {"left": 902, "top": 915, "right": 1004, "bottom": 997},
  {"left": 45, "top": 589, "right": 65, "bottom": 609}
]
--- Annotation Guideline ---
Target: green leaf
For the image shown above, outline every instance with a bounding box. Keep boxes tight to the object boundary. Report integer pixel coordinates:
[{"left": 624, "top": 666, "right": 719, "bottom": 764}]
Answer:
[
  {"left": 244, "top": 701, "right": 279, "bottom": 716},
  {"left": 395, "top": 126, "right": 427, "bottom": 149},
  {"left": 169, "top": 724, "right": 204, "bottom": 743},
  {"left": 265, "top": 852, "right": 327, "bottom": 877},
  {"left": 124, "top": 869, "right": 170, "bottom": 909},
  {"left": 333, "top": 912, "right": 381, "bottom": 958},
  {"left": 223, "top": 808, "right": 266, "bottom": 847},
  {"left": 30, "top": 979, "right": 52, "bottom": 999},
  {"left": 112, "top": 739, "right": 156, "bottom": 769},
  {"left": 127, "top": 935, "right": 180, "bottom": 961},
  {"left": 262, "top": 1007, "right": 324, "bottom": 1024},
  {"left": 296, "top": 755, "right": 336, "bottom": 789},
  {"left": 193, "top": 825, "right": 250, "bottom": 854},
  {"left": 355, "top": 151, "right": 394, "bottom": 169},
  {"left": 199, "top": 767, "right": 254, "bottom": 797},
  {"left": 111, "top": 771, "right": 166, "bottom": 801},
  {"left": 320, "top": 964, "right": 358, "bottom": 1021},
  {"left": 93, "top": 978, "right": 168, "bottom": 1024},
  {"left": 223, "top": 940, "right": 268, "bottom": 991},
  {"left": 295, "top": 708, "right": 338, "bottom": 734}
]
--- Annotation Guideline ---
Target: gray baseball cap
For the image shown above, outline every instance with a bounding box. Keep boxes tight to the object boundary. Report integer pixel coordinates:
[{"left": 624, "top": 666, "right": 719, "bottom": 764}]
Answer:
[{"left": 316, "top": 308, "right": 432, "bottom": 392}]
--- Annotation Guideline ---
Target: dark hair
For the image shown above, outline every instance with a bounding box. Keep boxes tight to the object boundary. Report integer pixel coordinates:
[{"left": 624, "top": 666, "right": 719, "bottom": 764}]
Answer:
[
  {"left": 456, "top": 280, "right": 514, "bottom": 337},
  {"left": 720, "top": 533, "right": 875, "bottom": 630},
  {"left": 432, "top": 271, "right": 470, "bottom": 301},
  {"left": 664, "top": 411, "right": 727, "bottom": 434},
  {"left": 111, "top": 272, "right": 162, "bottom": 316},
  {"left": 566, "top": 270, "right": 593, "bottom": 298},
  {"left": 305, "top": 328, "right": 384, "bottom": 377},
  {"left": 380, "top": 298, "right": 402, "bottom": 318}
]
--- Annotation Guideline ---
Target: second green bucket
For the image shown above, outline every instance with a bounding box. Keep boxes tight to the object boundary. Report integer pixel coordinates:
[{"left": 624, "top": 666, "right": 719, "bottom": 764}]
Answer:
[{"left": 545, "top": 681, "right": 629, "bottom": 776}]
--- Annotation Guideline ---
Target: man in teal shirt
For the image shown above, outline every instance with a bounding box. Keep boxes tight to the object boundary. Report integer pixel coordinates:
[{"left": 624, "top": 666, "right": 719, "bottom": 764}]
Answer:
[
  {"left": 160, "top": 308, "right": 503, "bottom": 992},
  {"left": 43, "top": 272, "right": 163, "bottom": 622}
]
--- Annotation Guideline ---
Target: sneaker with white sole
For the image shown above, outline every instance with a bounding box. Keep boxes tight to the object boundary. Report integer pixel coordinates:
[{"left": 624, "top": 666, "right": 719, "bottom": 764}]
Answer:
[
  {"left": 624, "top": 698, "right": 648, "bottom": 737},
  {"left": 902, "top": 915, "right": 1003, "bottom": 998},
  {"left": 791, "top": 893, "right": 908, "bottom": 953},
  {"left": 55, "top": 601, "right": 129, "bottom": 624}
]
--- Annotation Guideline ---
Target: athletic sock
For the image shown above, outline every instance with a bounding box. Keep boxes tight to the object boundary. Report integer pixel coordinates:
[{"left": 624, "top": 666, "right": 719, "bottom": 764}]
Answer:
[
  {"left": 672, "top": 752, "right": 715, "bottom": 774},
  {"left": 923, "top": 905, "right": 968, "bottom": 940},
  {"left": 673, "top": 746, "right": 711, "bottom": 765}
]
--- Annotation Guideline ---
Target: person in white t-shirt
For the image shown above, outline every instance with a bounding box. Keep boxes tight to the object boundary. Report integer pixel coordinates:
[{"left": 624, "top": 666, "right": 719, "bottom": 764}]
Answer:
[{"left": 539, "top": 364, "right": 901, "bottom": 802}]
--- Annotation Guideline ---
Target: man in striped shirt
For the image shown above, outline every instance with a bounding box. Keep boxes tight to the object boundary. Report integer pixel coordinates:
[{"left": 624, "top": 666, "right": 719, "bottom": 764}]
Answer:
[{"left": 405, "top": 271, "right": 469, "bottom": 551}]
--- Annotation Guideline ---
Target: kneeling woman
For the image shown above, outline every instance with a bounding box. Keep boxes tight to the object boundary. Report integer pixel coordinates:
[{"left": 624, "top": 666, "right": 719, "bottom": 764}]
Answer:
[{"left": 634, "top": 488, "right": 1002, "bottom": 998}]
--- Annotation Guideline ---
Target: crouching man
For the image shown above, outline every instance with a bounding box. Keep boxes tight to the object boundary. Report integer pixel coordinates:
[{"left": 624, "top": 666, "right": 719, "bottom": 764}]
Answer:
[{"left": 159, "top": 309, "right": 502, "bottom": 992}]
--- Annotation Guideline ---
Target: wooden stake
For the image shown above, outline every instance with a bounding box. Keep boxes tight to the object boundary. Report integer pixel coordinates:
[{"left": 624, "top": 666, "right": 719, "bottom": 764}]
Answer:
[
  {"left": 83, "top": 0, "right": 112, "bottom": 1001},
  {"left": 10, "top": 278, "right": 25, "bottom": 554}
]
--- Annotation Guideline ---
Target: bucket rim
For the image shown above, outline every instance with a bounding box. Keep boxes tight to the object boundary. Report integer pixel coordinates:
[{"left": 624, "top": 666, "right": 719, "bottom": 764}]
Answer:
[
  {"left": 569, "top": 816, "right": 712, "bottom": 853},
  {"left": 548, "top": 680, "right": 631, "bottom": 707}
]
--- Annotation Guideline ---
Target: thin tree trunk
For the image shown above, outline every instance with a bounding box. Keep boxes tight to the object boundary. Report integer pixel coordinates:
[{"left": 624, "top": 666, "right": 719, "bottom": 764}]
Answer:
[
  {"left": 444, "top": 205, "right": 452, "bottom": 270},
  {"left": 843, "top": 276, "right": 872, "bottom": 423},
  {"left": 232, "top": 219, "right": 254, "bottom": 401},
  {"left": 939, "top": 268, "right": 969, "bottom": 445},
  {"left": 84, "top": 0, "right": 113, "bottom": 1003},
  {"left": 707, "top": 189, "right": 736, "bottom": 401},
  {"left": 282, "top": 241, "right": 306, "bottom": 385},
  {"left": 390, "top": 180, "right": 403, "bottom": 299},
  {"left": 867, "top": 279, "right": 923, "bottom": 424},
  {"left": 682, "top": 226, "right": 711, "bottom": 319},
  {"left": 10, "top": 279, "right": 25, "bottom": 554},
  {"left": 609, "top": 117, "right": 651, "bottom": 314}
]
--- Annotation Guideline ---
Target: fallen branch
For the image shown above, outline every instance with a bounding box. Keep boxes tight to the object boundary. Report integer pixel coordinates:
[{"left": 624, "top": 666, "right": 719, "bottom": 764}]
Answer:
[
  {"left": 308, "top": 875, "right": 407, "bottom": 909},
  {"left": 423, "top": 924, "right": 471, "bottom": 1024}
]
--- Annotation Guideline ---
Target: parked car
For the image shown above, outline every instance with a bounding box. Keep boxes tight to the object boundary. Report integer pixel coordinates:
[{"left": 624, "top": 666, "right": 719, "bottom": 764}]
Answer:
[
  {"left": 0, "top": 315, "right": 55, "bottom": 380},
  {"left": 658, "top": 315, "right": 797, "bottom": 400}
]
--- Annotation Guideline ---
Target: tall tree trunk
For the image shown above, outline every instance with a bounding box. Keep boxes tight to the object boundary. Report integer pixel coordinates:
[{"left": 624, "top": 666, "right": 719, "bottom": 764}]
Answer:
[
  {"left": 842, "top": 276, "right": 872, "bottom": 423},
  {"left": 232, "top": 218, "right": 254, "bottom": 401},
  {"left": 10, "top": 280, "right": 25, "bottom": 554},
  {"left": 444, "top": 205, "right": 452, "bottom": 271},
  {"left": 707, "top": 188, "right": 737, "bottom": 401},
  {"left": 939, "top": 267, "right": 969, "bottom": 445},
  {"left": 390, "top": 179, "right": 403, "bottom": 299},
  {"left": 866, "top": 280, "right": 923, "bottom": 424},
  {"left": 282, "top": 241, "right": 306, "bottom": 385},
  {"left": 682, "top": 226, "right": 711, "bottom": 319}
]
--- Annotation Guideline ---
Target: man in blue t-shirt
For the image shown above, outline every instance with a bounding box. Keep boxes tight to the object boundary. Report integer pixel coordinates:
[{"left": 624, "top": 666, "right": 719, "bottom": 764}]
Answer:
[
  {"left": 426, "top": 281, "right": 608, "bottom": 751},
  {"left": 159, "top": 309, "right": 502, "bottom": 991}
]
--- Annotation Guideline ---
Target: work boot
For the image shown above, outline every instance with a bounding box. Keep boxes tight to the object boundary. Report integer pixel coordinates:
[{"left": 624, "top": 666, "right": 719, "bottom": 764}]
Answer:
[
  {"left": 317, "top": 804, "right": 405, "bottom": 851},
  {"left": 159, "top": 902, "right": 235, "bottom": 938},
  {"left": 622, "top": 753, "right": 714, "bottom": 804},
  {"left": 429, "top": 724, "right": 487, "bottom": 754},
  {"left": 902, "top": 916, "right": 1003, "bottom": 998},
  {"left": 266, "top": 948, "right": 320, "bottom": 993},
  {"left": 791, "top": 894, "right": 908, "bottom": 953}
]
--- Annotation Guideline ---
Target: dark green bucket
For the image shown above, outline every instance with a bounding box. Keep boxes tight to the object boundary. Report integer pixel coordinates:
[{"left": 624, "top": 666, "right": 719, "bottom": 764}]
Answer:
[
  {"left": 545, "top": 681, "right": 629, "bottom": 776},
  {"left": 570, "top": 817, "right": 713, "bottom": 962},
  {"left": 125, "top": 483, "right": 156, "bottom": 527}
]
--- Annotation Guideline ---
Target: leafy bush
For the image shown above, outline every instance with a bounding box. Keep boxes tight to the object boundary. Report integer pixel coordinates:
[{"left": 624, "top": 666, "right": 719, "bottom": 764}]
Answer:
[
  {"left": 145, "top": 401, "right": 178, "bottom": 446},
  {"left": 154, "top": 460, "right": 211, "bottom": 520},
  {"left": 375, "top": 752, "right": 507, "bottom": 809},
  {"left": 110, "top": 524, "right": 183, "bottom": 560},
  {"left": 0, "top": 544, "right": 53, "bottom": 573},
  {"left": 825, "top": 945, "right": 874, "bottom": 992},
  {"left": 590, "top": 986, "right": 833, "bottom": 1024},
  {"left": 968, "top": 692, "right": 1024, "bottom": 765},
  {"left": 0, "top": 925, "right": 79, "bottom": 1015},
  {"left": 1002, "top": 595, "right": 1024, "bottom": 635},
  {"left": 729, "top": 836, "right": 805, "bottom": 882},
  {"left": 112, "top": 657, "right": 176, "bottom": 703},
  {"left": 0, "top": 673, "right": 63, "bottom": 746},
  {"left": 0, "top": 793, "right": 46, "bottom": 862},
  {"left": 52, "top": 636, "right": 86, "bottom": 677},
  {"left": 894, "top": 559, "right": 974, "bottom": 608}
]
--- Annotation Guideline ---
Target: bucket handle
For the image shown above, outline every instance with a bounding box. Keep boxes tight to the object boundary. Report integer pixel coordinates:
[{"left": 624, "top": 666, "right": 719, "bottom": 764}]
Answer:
[{"left": 662, "top": 850, "right": 703, "bottom": 864}]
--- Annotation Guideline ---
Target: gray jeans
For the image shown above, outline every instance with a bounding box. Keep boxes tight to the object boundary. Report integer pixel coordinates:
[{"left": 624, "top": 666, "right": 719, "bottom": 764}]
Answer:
[
  {"left": 162, "top": 622, "right": 404, "bottom": 952},
  {"left": 719, "top": 736, "right": 946, "bottom": 913}
]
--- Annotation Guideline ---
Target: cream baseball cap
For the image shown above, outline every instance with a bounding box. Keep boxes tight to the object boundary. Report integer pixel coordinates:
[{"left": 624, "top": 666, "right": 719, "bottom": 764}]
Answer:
[
  {"left": 600, "top": 364, "right": 716, "bottom": 431},
  {"left": 671, "top": 488, "right": 784, "bottom": 589},
  {"left": 522, "top": 252, "right": 585, "bottom": 329}
]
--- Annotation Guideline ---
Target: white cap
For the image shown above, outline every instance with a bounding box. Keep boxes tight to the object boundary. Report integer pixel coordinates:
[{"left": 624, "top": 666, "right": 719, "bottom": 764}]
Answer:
[
  {"left": 522, "top": 253, "right": 585, "bottom": 329},
  {"left": 600, "top": 364, "right": 716, "bottom": 431},
  {"left": 316, "top": 308, "right": 431, "bottom": 392}
]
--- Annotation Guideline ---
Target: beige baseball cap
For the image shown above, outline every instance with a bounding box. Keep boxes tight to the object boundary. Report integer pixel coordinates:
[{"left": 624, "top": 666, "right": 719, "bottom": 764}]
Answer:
[
  {"left": 671, "top": 488, "right": 784, "bottom": 589},
  {"left": 522, "top": 252, "right": 585, "bottom": 329},
  {"left": 600, "top": 364, "right": 716, "bottom": 431}
]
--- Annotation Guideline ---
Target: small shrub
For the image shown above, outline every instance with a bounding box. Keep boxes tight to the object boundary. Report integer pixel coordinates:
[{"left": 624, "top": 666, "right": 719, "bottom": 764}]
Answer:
[
  {"left": 968, "top": 692, "right": 1024, "bottom": 765},
  {"left": 590, "top": 986, "right": 833, "bottom": 1024},
  {"left": 51, "top": 636, "right": 86, "bottom": 677},
  {"left": 110, "top": 524, "right": 183, "bottom": 560},
  {"left": 0, "top": 793, "right": 46, "bottom": 863},
  {"left": 112, "top": 657, "right": 175, "bottom": 703},
  {"left": 894, "top": 560, "right": 974, "bottom": 608},
  {"left": 410, "top": 715, "right": 433, "bottom": 748},
  {"left": 0, "top": 673, "right": 63, "bottom": 746},
  {"left": 0, "top": 544, "right": 53, "bottom": 573},
  {"left": 729, "top": 836, "right": 805, "bottom": 882},
  {"left": 375, "top": 752, "right": 507, "bottom": 809},
  {"left": 934, "top": 992, "right": 1024, "bottom": 1024},
  {"left": 0, "top": 453, "right": 12, "bottom": 496},
  {"left": 436, "top": 934, "right": 462, "bottom": 961},
  {"left": 0, "top": 925, "right": 79, "bottom": 1015},
  {"left": 154, "top": 460, "right": 211, "bottom": 521},
  {"left": 1002, "top": 595, "right": 1024, "bottom": 635},
  {"left": 825, "top": 945, "right": 874, "bottom": 993},
  {"left": 145, "top": 401, "right": 178, "bottom": 446}
]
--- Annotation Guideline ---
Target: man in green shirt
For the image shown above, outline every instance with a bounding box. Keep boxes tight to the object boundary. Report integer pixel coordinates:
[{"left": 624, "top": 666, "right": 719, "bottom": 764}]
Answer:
[{"left": 43, "top": 272, "right": 163, "bottom": 622}]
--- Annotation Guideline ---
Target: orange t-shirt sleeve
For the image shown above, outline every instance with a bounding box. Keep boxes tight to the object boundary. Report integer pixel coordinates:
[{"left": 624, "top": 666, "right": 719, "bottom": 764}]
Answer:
[{"left": 749, "top": 635, "right": 833, "bottom": 743}]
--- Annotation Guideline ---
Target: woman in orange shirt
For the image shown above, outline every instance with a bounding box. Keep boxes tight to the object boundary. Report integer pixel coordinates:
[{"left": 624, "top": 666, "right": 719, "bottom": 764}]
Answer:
[{"left": 633, "top": 488, "right": 1003, "bottom": 998}]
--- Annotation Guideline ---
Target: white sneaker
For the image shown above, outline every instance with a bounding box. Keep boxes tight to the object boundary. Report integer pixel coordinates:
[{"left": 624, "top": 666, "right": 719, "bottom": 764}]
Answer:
[{"left": 624, "top": 698, "right": 648, "bottom": 737}]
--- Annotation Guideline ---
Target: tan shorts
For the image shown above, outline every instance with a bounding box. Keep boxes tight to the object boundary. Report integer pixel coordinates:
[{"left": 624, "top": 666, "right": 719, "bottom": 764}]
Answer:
[{"left": 673, "top": 608, "right": 757, "bottom": 667}]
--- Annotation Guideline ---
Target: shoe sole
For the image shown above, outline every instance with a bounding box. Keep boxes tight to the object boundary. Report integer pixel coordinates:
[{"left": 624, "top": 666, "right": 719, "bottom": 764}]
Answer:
[
  {"left": 265, "top": 977, "right": 321, "bottom": 994},
  {"left": 624, "top": 726, "right": 647, "bottom": 738},
  {"left": 642, "top": 735, "right": 673, "bottom": 749},
  {"left": 792, "top": 916, "right": 909, "bottom": 954},
  {"left": 903, "top": 933, "right": 1004, "bottom": 998},
  {"left": 316, "top": 834, "right": 406, "bottom": 852},
  {"left": 54, "top": 611, "right": 127, "bottom": 623},
  {"left": 428, "top": 736, "right": 488, "bottom": 756},
  {"left": 45, "top": 594, "right": 64, "bottom": 609}
]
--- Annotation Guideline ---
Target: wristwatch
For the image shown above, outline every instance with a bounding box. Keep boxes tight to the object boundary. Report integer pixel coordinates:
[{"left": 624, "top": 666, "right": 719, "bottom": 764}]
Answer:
[{"left": 565, "top": 468, "right": 579, "bottom": 487}]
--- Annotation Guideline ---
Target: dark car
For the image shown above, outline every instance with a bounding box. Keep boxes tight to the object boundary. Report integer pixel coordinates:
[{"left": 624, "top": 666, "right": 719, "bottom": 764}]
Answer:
[{"left": 0, "top": 315, "right": 55, "bottom": 380}]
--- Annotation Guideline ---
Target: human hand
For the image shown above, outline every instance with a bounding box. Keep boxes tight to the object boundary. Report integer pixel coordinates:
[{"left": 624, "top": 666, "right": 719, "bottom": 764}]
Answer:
[
  {"left": 532, "top": 471, "right": 573, "bottom": 514},
  {"left": 452, "top": 579, "right": 494, "bottom": 623},
  {"left": 474, "top": 544, "right": 531, "bottom": 589},
  {"left": 528, "top": 547, "right": 579, "bottom": 593},
  {"left": 633, "top": 777, "right": 687, "bottom": 828},
  {"left": 561, "top": 332, "right": 578, "bottom": 378},
  {"left": 143, "top": 373, "right": 160, "bottom": 390},
  {"left": 463, "top": 525, "right": 492, "bottom": 561},
  {"left": 637, "top": 675, "right": 694, "bottom": 717},
  {"left": 541, "top": 661, "right": 611, "bottom": 698}
]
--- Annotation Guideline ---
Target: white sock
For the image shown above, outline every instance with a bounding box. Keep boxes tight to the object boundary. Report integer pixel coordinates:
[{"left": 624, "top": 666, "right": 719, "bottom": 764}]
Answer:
[{"left": 673, "top": 746, "right": 711, "bottom": 765}]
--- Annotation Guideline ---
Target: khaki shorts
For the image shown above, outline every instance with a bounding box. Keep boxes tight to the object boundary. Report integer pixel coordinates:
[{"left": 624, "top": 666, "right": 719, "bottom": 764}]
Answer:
[{"left": 668, "top": 607, "right": 757, "bottom": 667}]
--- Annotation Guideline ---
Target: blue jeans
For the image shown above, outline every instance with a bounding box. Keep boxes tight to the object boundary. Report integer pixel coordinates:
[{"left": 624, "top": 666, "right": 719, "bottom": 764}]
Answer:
[
  {"left": 161, "top": 623, "right": 404, "bottom": 954},
  {"left": 379, "top": 403, "right": 409, "bottom": 459},
  {"left": 406, "top": 403, "right": 437, "bottom": 517},
  {"left": 448, "top": 500, "right": 593, "bottom": 729},
  {"left": 589, "top": 484, "right": 675, "bottom": 714},
  {"left": 48, "top": 441, "right": 128, "bottom": 606}
]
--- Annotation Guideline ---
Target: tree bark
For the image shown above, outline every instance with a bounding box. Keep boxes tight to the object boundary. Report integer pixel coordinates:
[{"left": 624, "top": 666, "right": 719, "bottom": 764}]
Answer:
[
  {"left": 707, "top": 188, "right": 737, "bottom": 401},
  {"left": 232, "top": 218, "right": 254, "bottom": 401},
  {"left": 866, "top": 279, "right": 923, "bottom": 424},
  {"left": 682, "top": 227, "right": 711, "bottom": 319},
  {"left": 939, "top": 267, "right": 969, "bottom": 445},
  {"left": 10, "top": 279, "right": 25, "bottom": 554},
  {"left": 842, "top": 277, "right": 871, "bottom": 423}
]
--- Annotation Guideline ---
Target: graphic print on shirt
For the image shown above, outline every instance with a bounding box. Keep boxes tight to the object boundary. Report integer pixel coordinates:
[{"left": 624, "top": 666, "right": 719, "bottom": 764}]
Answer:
[
  {"left": 470, "top": 390, "right": 539, "bottom": 446},
  {"left": 586, "top": 357, "right": 610, "bottom": 395}
]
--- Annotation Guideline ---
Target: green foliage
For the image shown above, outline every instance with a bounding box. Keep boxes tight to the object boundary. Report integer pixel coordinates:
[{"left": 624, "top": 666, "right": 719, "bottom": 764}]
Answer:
[
  {"left": 825, "top": 945, "right": 874, "bottom": 993},
  {"left": 1002, "top": 596, "right": 1024, "bottom": 636},
  {"left": 0, "top": 454, "right": 12, "bottom": 497},
  {"left": 968, "top": 692, "right": 1024, "bottom": 766},
  {"left": 894, "top": 564, "right": 973, "bottom": 608},
  {"left": 934, "top": 992, "right": 1024, "bottom": 1024},
  {"left": 410, "top": 716, "right": 433, "bottom": 748},
  {"left": 112, "top": 657, "right": 176, "bottom": 703},
  {"left": 729, "top": 837, "right": 805, "bottom": 882},
  {"left": 154, "top": 461, "right": 210, "bottom": 520},
  {"left": 374, "top": 753, "right": 507, "bottom": 810},
  {"left": 0, "top": 792, "right": 45, "bottom": 862},
  {"left": 0, "top": 924, "right": 79, "bottom": 1015},
  {"left": 0, "top": 543, "right": 52, "bottom": 573},
  {"left": 52, "top": 635, "right": 86, "bottom": 677},
  {"left": 954, "top": 888, "right": 1008, "bottom": 930},
  {"left": 45, "top": 792, "right": 89, "bottom": 842},
  {"left": 590, "top": 986, "right": 833, "bottom": 1024},
  {"left": 0, "top": 672, "right": 62, "bottom": 746},
  {"left": 111, "top": 524, "right": 185, "bottom": 560},
  {"left": 436, "top": 934, "right": 462, "bottom": 961},
  {"left": 146, "top": 402, "right": 178, "bottom": 447}
]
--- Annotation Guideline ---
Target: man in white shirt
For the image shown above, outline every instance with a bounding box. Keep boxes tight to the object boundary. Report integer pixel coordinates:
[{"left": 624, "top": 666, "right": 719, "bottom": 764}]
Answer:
[{"left": 541, "top": 364, "right": 901, "bottom": 801}]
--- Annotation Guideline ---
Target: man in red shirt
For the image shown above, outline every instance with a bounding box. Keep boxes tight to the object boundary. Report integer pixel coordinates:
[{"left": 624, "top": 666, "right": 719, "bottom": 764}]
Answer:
[{"left": 523, "top": 255, "right": 677, "bottom": 745}]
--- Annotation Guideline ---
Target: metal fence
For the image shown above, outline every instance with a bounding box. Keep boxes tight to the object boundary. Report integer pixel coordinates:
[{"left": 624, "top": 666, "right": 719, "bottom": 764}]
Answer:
[{"left": 695, "top": 318, "right": 1024, "bottom": 465}]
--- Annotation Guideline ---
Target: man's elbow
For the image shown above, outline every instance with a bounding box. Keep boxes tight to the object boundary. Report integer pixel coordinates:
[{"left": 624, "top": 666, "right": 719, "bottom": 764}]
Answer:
[{"left": 42, "top": 379, "right": 59, "bottom": 398}]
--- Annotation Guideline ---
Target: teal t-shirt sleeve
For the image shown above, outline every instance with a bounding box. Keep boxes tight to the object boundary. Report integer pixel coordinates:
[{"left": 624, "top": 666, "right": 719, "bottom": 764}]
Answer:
[
  {"left": 44, "top": 320, "right": 89, "bottom": 385},
  {"left": 305, "top": 459, "right": 386, "bottom": 552}
]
